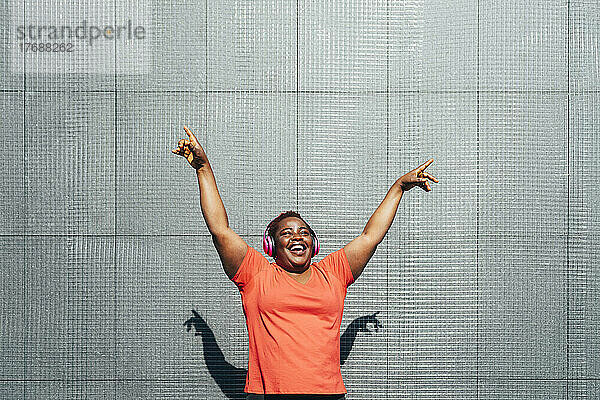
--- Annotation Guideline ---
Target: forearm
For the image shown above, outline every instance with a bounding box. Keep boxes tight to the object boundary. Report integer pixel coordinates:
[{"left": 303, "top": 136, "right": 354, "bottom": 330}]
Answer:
[
  {"left": 195, "top": 163, "right": 230, "bottom": 236},
  {"left": 195, "top": 161, "right": 248, "bottom": 279},
  {"left": 361, "top": 179, "right": 404, "bottom": 244}
]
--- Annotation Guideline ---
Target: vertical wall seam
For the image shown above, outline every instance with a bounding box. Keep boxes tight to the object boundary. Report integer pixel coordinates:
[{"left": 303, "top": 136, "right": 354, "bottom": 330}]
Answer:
[
  {"left": 22, "top": 1, "right": 27, "bottom": 397},
  {"left": 205, "top": 0, "right": 208, "bottom": 134},
  {"left": 476, "top": 0, "right": 480, "bottom": 398},
  {"left": 204, "top": 0, "right": 209, "bottom": 334},
  {"left": 296, "top": 0, "right": 299, "bottom": 211},
  {"left": 566, "top": 0, "right": 571, "bottom": 396},
  {"left": 113, "top": 1, "right": 118, "bottom": 396},
  {"left": 386, "top": 0, "right": 390, "bottom": 396}
]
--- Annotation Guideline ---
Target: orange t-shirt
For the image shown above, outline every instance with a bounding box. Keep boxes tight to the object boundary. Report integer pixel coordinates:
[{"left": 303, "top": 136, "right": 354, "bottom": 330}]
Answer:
[{"left": 231, "top": 245, "right": 355, "bottom": 395}]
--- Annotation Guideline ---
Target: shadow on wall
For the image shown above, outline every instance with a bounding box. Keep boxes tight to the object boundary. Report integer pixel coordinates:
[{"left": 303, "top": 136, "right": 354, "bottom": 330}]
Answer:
[{"left": 183, "top": 309, "right": 382, "bottom": 399}]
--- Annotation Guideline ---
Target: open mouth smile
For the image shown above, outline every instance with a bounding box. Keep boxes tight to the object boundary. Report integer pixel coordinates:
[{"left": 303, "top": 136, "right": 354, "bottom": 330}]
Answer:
[{"left": 288, "top": 243, "right": 307, "bottom": 256}]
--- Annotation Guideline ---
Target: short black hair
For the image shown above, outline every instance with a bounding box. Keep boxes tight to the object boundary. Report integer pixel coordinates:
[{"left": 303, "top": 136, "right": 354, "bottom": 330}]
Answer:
[{"left": 267, "top": 210, "right": 315, "bottom": 239}]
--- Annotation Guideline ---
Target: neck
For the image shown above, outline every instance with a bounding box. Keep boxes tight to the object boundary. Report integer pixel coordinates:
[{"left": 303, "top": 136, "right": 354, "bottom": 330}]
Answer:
[{"left": 274, "top": 258, "right": 310, "bottom": 274}]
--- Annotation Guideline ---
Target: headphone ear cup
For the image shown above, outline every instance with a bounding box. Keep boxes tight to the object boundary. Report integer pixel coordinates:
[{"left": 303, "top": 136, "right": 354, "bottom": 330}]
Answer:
[
  {"left": 312, "top": 234, "right": 319, "bottom": 257},
  {"left": 268, "top": 235, "right": 274, "bottom": 257},
  {"left": 263, "top": 234, "right": 274, "bottom": 257}
]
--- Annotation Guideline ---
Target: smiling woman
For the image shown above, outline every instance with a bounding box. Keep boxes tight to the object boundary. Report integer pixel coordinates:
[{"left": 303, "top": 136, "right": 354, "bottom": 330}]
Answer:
[
  {"left": 172, "top": 125, "right": 438, "bottom": 400},
  {"left": 264, "top": 212, "right": 318, "bottom": 280}
]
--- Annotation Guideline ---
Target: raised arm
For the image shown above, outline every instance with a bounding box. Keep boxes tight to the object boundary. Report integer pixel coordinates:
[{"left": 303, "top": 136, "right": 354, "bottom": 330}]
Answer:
[
  {"left": 172, "top": 126, "right": 248, "bottom": 279},
  {"left": 343, "top": 159, "right": 438, "bottom": 280}
]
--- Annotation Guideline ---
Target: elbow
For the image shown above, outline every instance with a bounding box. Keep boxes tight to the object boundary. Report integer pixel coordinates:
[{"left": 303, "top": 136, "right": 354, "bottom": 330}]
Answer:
[
  {"left": 361, "top": 232, "right": 383, "bottom": 247},
  {"left": 359, "top": 233, "right": 382, "bottom": 250},
  {"left": 209, "top": 226, "right": 232, "bottom": 242}
]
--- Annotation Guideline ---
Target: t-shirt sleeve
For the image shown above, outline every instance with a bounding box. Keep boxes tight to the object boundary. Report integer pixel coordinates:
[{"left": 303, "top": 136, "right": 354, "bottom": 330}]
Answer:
[
  {"left": 230, "top": 244, "right": 270, "bottom": 290},
  {"left": 318, "top": 248, "right": 355, "bottom": 287}
]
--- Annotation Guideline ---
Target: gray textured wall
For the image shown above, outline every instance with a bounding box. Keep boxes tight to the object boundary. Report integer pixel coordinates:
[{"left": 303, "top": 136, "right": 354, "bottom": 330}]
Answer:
[{"left": 1, "top": 0, "right": 599, "bottom": 399}]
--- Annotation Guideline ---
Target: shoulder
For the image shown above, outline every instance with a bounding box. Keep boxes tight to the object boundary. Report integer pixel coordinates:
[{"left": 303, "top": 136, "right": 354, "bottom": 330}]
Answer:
[
  {"left": 231, "top": 245, "right": 271, "bottom": 289},
  {"left": 315, "top": 248, "right": 355, "bottom": 287}
]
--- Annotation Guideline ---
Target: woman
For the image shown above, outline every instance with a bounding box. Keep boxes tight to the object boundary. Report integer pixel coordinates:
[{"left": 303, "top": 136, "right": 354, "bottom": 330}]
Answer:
[{"left": 172, "top": 126, "right": 438, "bottom": 400}]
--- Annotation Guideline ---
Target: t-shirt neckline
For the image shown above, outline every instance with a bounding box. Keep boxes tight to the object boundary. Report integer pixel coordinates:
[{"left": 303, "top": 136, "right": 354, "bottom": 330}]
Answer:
[{"left": 272, "top": 262, "right": 316, "bottom": 287}]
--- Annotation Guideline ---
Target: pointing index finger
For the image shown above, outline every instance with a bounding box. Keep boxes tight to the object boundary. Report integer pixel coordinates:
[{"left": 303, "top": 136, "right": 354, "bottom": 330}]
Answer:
[
  {"left": 183, "top": 125, "right": 198, "bottom": 143},
  {"left": 417, "top": 158, "right": 434, "bottom": 172}
]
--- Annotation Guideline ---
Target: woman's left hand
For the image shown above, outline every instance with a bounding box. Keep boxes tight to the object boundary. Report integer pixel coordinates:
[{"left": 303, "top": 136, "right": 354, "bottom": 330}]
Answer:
[{"left": 397, "top": 158, "right": 438, "bottom": 192}]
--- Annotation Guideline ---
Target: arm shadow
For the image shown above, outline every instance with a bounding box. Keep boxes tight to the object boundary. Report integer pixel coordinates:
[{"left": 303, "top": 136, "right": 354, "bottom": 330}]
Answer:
[
  {"left": 340, "top": 311, "right": 382, "bottom": 366},
  {"left": 183, "top": 310, "right": 247, "bottom": 399},
  {"left": 184, "top": 310, "right": 382, "bottom": 397}
]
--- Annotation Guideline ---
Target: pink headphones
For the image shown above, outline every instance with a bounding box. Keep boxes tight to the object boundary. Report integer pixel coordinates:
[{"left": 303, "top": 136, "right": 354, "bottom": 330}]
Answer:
[{"left": 262, "top": 219, "right": 320, "bottom": 258}]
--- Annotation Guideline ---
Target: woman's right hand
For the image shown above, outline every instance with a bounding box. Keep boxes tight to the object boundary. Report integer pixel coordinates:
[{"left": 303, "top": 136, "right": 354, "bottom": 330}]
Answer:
[{"left": 172, "top": 125, "right": 208, "bottom": 170}]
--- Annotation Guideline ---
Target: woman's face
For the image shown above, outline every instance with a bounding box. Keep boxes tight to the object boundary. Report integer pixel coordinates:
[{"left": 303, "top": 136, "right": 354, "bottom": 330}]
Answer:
[{"left": 273, "top": 217, "right": 314, "bottom": 272}]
